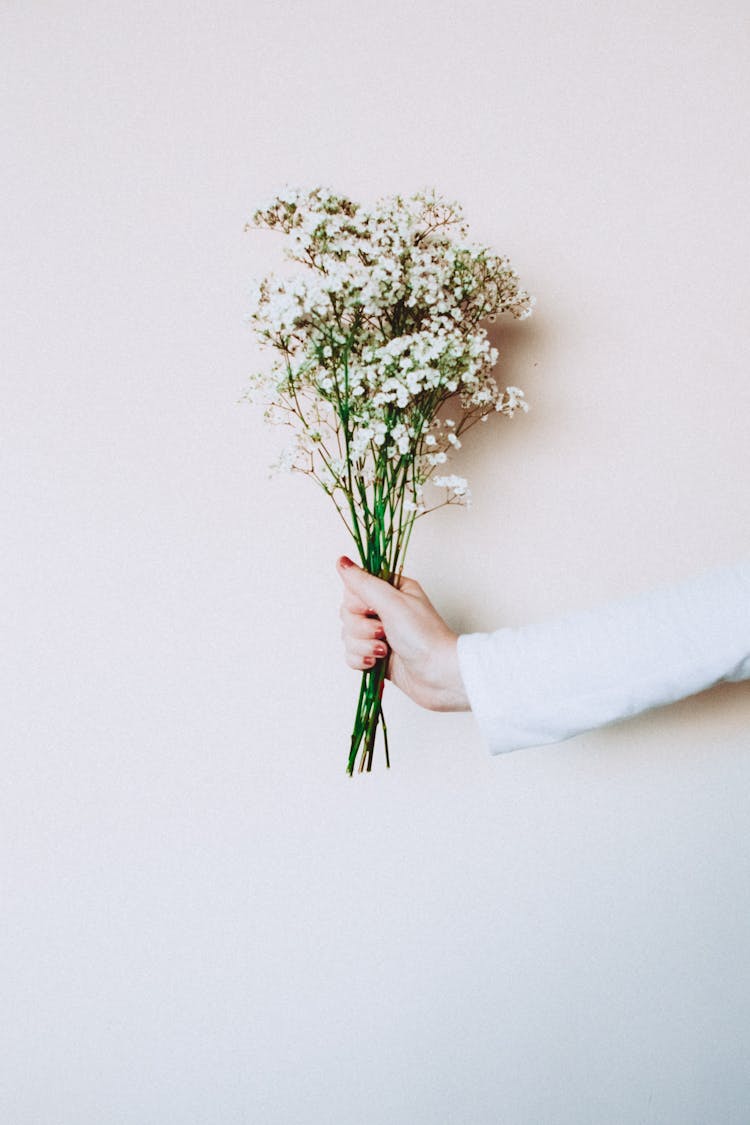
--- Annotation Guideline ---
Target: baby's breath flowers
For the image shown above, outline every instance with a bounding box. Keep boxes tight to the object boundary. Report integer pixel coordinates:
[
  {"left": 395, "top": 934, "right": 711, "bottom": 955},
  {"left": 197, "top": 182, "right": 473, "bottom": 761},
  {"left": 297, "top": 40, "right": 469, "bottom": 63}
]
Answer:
[{"left": 243, "top": 186, "right": 534, "bottom": 774}]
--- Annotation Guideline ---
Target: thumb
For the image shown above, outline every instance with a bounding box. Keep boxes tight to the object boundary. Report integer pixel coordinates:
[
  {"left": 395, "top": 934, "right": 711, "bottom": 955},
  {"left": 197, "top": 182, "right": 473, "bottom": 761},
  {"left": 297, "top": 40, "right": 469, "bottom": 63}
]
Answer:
[{"left": 336, "top": 556, "right": 398, "bottom": 615}]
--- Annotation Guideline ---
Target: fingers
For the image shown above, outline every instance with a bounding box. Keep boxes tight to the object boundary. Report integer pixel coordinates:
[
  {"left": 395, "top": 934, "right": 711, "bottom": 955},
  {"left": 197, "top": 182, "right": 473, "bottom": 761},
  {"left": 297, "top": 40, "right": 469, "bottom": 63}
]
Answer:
[
  {"left": 335, "top": 556, "right": 398, "bottom": 672},
  {"left": 340, "top": 590, "right": 380, "bottom": 617},
  {"left": 336, "top": 556, "right": 400, "bottom": 616},
  {"left": 343, "top": 635, "right": 389, "bottom": 671},
  {"left": 339, "top": 605, "right": 386, "bottom": 638}
]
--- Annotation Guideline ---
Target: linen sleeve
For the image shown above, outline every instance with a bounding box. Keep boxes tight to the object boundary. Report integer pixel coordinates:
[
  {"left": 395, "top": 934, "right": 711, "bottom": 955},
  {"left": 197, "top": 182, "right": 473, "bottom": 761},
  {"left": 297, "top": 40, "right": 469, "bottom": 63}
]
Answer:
[{"left": 456, "top": 559, "right": 750, "bottom": 755}]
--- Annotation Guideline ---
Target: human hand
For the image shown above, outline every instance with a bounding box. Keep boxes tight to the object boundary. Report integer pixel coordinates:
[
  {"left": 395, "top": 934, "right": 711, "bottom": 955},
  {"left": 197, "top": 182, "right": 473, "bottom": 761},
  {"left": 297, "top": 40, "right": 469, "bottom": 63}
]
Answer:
[{"left": 336, "top": 556, "right": 470, "bottom": 712}]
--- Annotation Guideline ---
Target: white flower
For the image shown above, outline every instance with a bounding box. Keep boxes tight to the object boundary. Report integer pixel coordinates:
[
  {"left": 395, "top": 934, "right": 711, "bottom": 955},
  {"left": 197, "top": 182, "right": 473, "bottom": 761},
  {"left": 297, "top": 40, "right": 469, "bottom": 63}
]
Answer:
[
  {"left": 433, "top": 474, "right": 470, "bottom": 497},
  {"left": 497, "top": 386, "right": 529, "bottom": 416}
]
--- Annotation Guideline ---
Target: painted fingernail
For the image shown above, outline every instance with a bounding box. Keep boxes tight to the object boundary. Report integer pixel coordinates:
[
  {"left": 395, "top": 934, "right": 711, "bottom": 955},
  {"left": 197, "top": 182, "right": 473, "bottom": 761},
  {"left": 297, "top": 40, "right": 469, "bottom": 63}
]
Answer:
[
  {"left": 364, "top": 656, "right": 375, "bottom": 666},
  {"left": 339, "top": 556, "right": 354, "bottom": 569},
  {"left": 374, "top": 644, "right": 387, "bottom": 657}
]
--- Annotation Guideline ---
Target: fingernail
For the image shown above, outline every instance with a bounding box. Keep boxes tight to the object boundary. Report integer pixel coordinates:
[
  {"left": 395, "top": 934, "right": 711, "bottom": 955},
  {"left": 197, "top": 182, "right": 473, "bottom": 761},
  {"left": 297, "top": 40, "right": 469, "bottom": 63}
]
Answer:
[
  {"left": 375, "top": 627, "right": 386, "bottom": 639},
  {"left": 364, "top": 656, "right": 375, "bottom": 666},
  {"left": 339, "top": 556, "right": 354, "bottom": 569},
  {"left": 374, "top": 644, "right": 387, "bottom": 657}
]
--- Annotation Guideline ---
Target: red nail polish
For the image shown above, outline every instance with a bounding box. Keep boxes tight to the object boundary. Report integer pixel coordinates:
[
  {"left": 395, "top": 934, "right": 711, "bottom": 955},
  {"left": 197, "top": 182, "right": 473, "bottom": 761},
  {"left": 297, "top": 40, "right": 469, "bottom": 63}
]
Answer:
[{"left": 339, "top": 556, "right": 354, "bottom": 569}]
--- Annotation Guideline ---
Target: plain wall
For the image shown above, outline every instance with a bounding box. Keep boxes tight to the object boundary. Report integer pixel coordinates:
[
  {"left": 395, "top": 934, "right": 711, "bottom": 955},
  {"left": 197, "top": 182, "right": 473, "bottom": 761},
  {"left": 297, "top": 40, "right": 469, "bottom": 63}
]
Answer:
[{"left": 3, "top": 1, "right": 749, "bottom": 1122}]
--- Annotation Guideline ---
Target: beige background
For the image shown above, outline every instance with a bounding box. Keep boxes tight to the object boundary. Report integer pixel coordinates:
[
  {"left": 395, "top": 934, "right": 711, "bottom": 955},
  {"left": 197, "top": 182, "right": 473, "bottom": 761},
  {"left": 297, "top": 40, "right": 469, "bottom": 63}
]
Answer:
[{"left": 3, "top": 1, "right": 750, "bottom": 1121}]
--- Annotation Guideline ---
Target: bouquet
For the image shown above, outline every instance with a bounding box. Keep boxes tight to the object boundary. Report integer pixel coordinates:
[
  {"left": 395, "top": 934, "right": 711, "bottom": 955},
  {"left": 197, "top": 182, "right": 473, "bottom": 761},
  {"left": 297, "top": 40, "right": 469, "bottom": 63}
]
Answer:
[{"left": 243, "top": 186, "right": 534, "bottom": 774}]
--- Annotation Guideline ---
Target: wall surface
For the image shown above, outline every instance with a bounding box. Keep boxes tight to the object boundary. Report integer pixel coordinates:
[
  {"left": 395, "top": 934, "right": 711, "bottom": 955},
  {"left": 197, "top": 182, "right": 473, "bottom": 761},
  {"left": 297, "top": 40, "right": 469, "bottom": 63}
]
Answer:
[{"left": 3, "top": 2, "right": 749, "bottom": 1122}]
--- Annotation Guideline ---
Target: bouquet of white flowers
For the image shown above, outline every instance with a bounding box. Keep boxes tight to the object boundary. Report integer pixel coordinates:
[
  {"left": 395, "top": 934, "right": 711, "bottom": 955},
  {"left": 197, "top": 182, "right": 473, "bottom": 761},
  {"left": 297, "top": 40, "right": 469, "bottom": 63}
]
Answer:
[{"left": 243, "top": 186, "right": 534, "bottom": 774}]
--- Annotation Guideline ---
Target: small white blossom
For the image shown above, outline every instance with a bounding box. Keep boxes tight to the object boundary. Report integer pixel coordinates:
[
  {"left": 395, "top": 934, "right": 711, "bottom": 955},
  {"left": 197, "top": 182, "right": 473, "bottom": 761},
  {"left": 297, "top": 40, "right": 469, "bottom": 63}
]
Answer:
[{"left": 433, "top": 474, "right": 470, "bottom": 498}]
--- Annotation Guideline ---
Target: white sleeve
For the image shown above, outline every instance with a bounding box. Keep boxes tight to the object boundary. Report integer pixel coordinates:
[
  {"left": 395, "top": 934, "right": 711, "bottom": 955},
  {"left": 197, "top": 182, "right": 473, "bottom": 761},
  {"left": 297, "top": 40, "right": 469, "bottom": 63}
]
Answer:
[{"left": 456, "top": 560, "right": 750, "bottom": 755}]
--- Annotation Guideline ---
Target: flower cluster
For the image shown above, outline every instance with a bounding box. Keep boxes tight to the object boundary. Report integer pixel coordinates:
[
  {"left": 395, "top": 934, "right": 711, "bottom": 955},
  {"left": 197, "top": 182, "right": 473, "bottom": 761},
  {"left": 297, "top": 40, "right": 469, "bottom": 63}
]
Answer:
[{"left": 244, "top": 186, "right": 533, "bottom": 530}]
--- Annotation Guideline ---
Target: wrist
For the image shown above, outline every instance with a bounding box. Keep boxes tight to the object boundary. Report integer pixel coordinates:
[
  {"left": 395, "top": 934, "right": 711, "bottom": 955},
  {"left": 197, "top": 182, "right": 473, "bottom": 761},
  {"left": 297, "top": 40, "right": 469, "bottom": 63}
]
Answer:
[{"left": 424, "top": 631, "right": 470, "bottom": 712}]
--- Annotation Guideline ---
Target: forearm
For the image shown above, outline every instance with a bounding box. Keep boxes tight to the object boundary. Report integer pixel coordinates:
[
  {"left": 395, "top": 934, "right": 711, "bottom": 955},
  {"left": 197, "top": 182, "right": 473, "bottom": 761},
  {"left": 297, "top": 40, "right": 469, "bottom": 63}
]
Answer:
[{"left": 456, "top": 560, "right": 750, "bottom": 755}]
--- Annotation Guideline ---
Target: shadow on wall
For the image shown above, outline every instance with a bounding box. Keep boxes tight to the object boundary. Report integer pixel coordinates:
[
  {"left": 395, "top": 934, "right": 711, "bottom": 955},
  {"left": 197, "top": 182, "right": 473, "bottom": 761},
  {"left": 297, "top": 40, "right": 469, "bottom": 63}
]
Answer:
[{"left": 559, "top": 677, "right": 750, "bottom": 765}]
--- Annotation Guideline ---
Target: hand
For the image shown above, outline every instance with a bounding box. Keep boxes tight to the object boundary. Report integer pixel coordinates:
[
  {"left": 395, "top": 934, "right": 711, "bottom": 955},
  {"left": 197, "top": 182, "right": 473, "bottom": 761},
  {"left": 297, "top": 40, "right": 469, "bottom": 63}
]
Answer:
[{"left": 336, "top": 556, "right": 470, "bottom": 712}]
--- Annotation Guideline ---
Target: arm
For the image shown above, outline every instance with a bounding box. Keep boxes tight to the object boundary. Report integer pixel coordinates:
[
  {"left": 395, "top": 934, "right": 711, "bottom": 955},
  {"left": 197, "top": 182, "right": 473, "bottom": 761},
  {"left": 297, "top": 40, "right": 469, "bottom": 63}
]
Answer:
[
  {"left": 457, "top": 559, "right": 750, "bottom": 754},
  {"left": 338, "top": 556, "right": 750, "bottom": 755}
]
